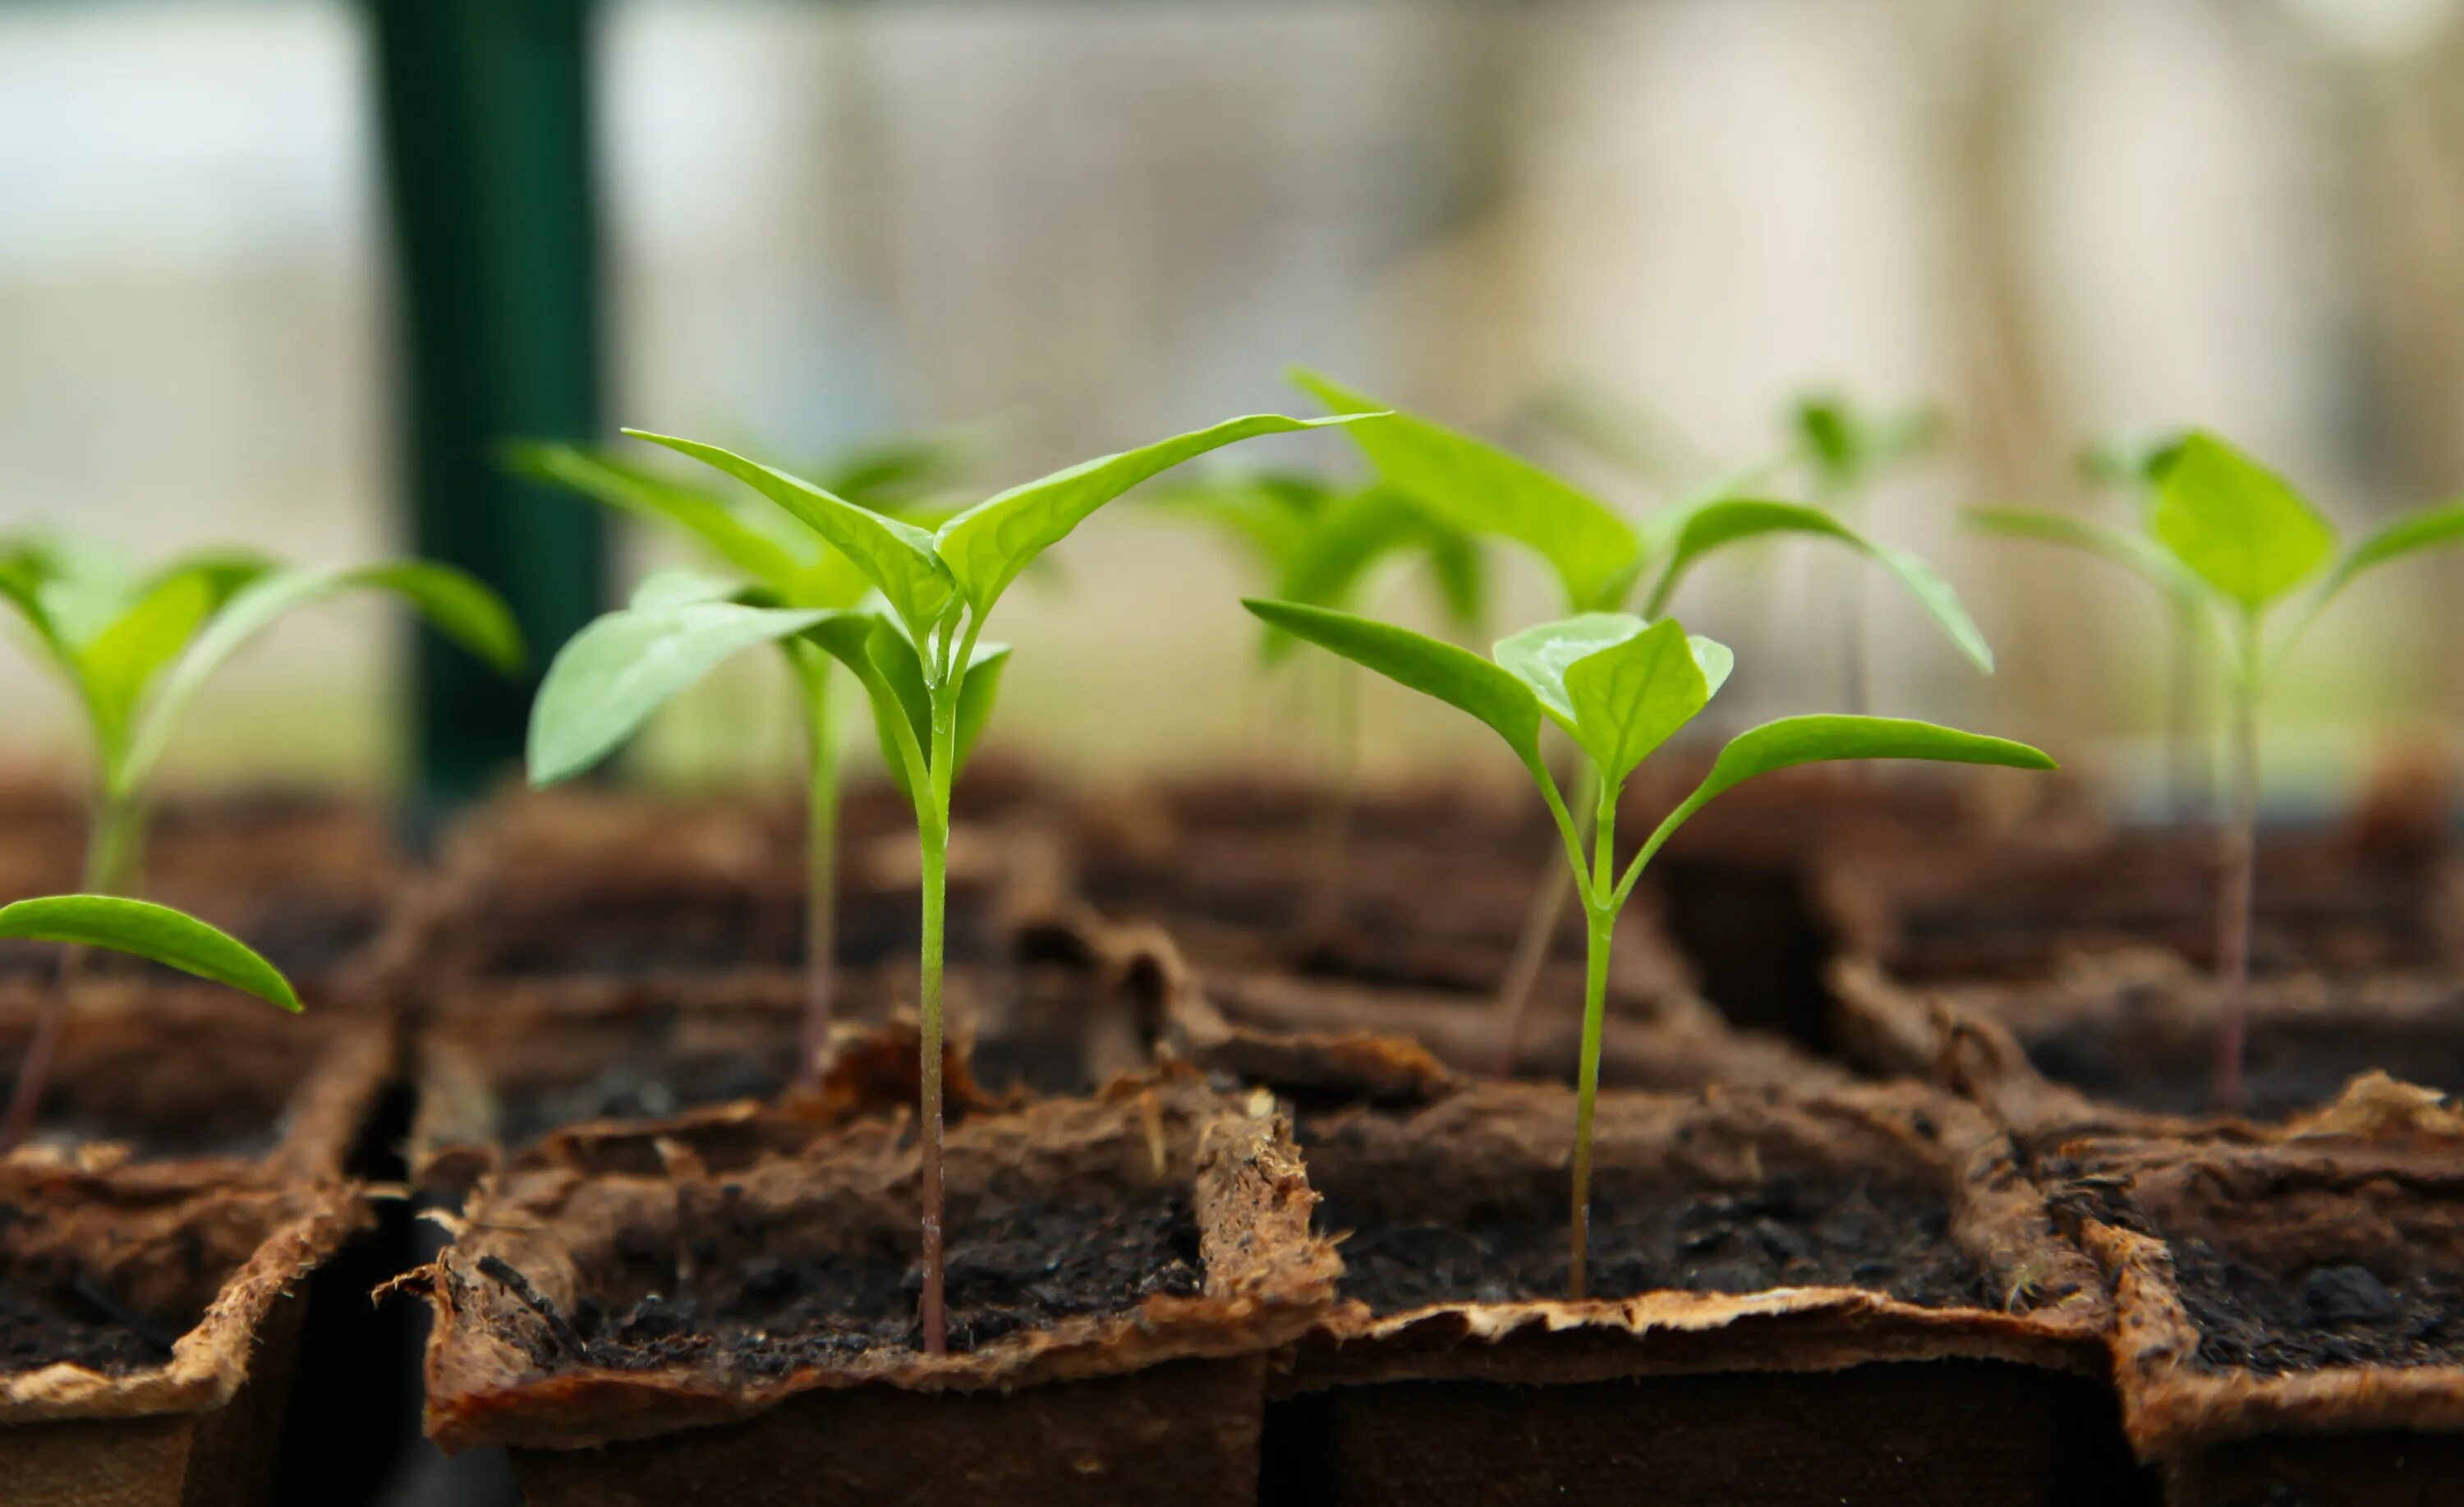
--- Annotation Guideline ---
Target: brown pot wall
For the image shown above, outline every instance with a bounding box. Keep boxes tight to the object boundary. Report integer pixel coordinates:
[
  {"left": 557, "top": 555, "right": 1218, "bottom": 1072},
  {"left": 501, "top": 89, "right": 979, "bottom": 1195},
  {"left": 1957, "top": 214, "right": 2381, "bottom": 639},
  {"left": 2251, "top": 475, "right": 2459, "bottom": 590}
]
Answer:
[
  {"left": 411, "top": 1069, "right": 1340, "bottom": 1502},
  {"left": 1272, "top": 1079, "right": 2149, "bottom": 1505}
]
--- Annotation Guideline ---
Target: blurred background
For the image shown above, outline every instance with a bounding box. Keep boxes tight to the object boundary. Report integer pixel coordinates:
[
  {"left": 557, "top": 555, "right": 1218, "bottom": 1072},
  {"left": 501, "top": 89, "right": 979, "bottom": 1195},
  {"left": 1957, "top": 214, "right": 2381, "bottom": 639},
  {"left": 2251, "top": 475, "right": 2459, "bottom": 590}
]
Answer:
[{"left": 4, "top": 0, "right": 2462, "bottom": 814}]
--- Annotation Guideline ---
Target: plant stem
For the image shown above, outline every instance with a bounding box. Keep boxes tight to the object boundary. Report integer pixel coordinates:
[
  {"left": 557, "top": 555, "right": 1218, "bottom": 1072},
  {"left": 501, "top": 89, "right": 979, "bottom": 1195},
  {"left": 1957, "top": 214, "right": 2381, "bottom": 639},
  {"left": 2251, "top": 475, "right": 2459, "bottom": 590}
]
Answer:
[
  {"left": 1494, "top": 761, "right": 1597, "bottom": 1077},
  {"left": 916, "top": 810, "right": 949, "bottom": 1353},
  {"left": 2212, "top": 625, "right": 2260, "bottom": 1113},
  {"left": 1, "top": 789, "right": 135, "bottom": 1155},
  {"left": 1841, "top": 551, "right": 1869, "bottom": 718},
  {"left": 2166, "top": 603, "right": 2205, "bottom": 820},
  {"left": 795, "top": 671, "right": 839, "bottom": 1093},
  {"left": 1566, "top": 777, "right": 1617, "bottom": 1302}
]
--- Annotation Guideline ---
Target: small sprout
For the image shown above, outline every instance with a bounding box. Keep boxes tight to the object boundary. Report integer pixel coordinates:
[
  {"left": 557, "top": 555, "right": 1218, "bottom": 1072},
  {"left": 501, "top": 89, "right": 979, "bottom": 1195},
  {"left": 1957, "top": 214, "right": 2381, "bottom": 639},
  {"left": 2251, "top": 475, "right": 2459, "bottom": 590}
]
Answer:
[
  {"left": 1967, "top": 430, "right": 2464, "bottom": 1110},
  {"left": 609, "top": 409, "right": 1368, "bottom": 1353},
  {"left": 0, "top": 538, "right": 520, "bottom": 1148},
  {"left": 0, "top": 894, "right": 300, "bottom": 1153},
  {"left": 1247, "top": 596, "right": 2052, "bottom": 1298}
]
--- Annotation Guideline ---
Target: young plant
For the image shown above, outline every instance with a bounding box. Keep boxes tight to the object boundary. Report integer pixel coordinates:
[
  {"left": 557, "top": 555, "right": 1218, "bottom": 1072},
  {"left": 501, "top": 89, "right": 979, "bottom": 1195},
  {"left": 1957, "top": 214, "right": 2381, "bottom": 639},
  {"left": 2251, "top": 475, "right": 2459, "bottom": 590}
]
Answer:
[
  {"left": 1789, "top": 391, "right": 1948, "bottom": 714},
  {"left": 515, "top": 432, "right": 976, "bottom": 1091},
  {"left": 0, "top": 537, "right": 521, "bottom": 1145},
  {"left": 1287, "top": 372, "right": 1993, "bottom": 1064},
  {"left": 1246, "top": 599, "right": 2053, "bottom": 1296},
  {"left": 0, "top": 894, "right": 301, "bottom": 1153},
  {"left": 1156, "top": 468, "right": 1486, "bottom": 918},
  {"left": 1964, "top": 430, "right": 2464, "bottom": 1109},
  {"left": 531, "top": 410, "right": 1367, "bottom": 1353}
]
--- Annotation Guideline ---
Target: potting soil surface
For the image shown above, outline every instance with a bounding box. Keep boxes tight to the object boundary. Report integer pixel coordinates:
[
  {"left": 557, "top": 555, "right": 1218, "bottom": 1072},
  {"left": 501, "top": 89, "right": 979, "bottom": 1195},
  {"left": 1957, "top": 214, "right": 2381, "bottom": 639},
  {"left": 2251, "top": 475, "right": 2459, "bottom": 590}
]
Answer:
[
  {"left": 2171, "top": 1238, "right": 2464, "bottom": 1376},
  {"left": 2021, "top": 1019, "right": 2464, "bottom": 1122},
  {"left": 0, "top": 1275, "right": 189, "bottom": 1377},
  {"left": 1321, "top": 1173, "right": 1992, "bottom": 1314},
  {"left": 515, "top": 1188, "right": 1203, "bottom": 1374},
  {"left": 494, "top": 1055, "right": 789, "bottom": 1150}
]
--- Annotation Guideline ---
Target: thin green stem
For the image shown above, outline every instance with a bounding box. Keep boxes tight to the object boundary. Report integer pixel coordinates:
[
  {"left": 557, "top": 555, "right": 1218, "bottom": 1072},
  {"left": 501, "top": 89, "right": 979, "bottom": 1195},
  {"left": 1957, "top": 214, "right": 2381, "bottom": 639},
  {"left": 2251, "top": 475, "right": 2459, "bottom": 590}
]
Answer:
[
  {"left": 2213, "top": 610, "right": 2263, "bottom": 1112},
  {"left": 913, "top": 609, "right": 974, "bottom": 1357},
  {"left": 1567, "top": 776, "right": 1619, "bottom": 1302},
  {"left": 1494, "top": 760, "right": 1598, "bottom": 1077},
  {"left": 795, "top": 665, "right": 839, "bottom": 1093}
]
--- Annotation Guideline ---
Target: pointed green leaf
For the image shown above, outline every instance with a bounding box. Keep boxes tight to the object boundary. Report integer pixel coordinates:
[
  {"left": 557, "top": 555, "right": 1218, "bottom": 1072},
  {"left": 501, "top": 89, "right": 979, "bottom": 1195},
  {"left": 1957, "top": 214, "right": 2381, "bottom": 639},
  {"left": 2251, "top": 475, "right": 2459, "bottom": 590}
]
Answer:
[
  {"left": 627, "top": 566, "right": 747, "bottom": 610},
  {"left": 1561, "top": 618, "right": 1726, "bottom": 783},
  {"left": 2151, "top": 431, "right": 2334, "bottom": 612},
  {"left": 627, "top": 430, "right": 956, "bottom": 635},
  {"left": 1685, "top": 714, "right": 2055, "bottom": 816},
  {"left": 119, "top": 562, "right": 523, "bottom": 797},
  {"left": 1493, "top": 612, "right": 1650, "bottom": 733},
  {"left": 2310, "top": 501, "right": 2464, "bottom": 613},
  {"left": 1648, "top": 499, "right": 1993, "bottom": 672},
  {"left": 1243, "top": 598, "right": 1542, "bottom": 768},
  {"left": 77, "top": 567, "right": 226, "bottom": 758},
  {"left": 0, "top": 554, "right": 71, "bottom": 671},
  {"left": 936, "top": 413, "right": 1365, "bottom": 616},
  {"left": 509, "top": 441, "right": 817, "bottom": 592},
  {"left": 1962, "top": 506, "right": 2203, "bottom": 605},
  {"left": 527, "top": 602, "right": 834, "bottom": 786},
  {"left": 0, "top": 896, "right": 298, "bottom": 1012},
  {"left": 1292, "top": 370, "right": 1642, "bottom": 611}
]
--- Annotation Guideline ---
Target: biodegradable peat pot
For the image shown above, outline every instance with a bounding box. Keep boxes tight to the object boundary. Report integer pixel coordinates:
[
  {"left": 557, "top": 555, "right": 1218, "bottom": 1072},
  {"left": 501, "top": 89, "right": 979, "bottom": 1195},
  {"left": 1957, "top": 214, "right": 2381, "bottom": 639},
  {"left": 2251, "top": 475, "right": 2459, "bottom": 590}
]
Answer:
[
  {"left": 1271, "top": 1080, "right": 2149, "bottom": 1506},
  {"left": 1831, "top": 955, "right": 2464, "bottom": 1155},
  {"left": 0, "top": 1164, "right": 366, "bottom": 1507},
  {"left": 2057, "top": 1135, "right": 2464, "bottom": 1505},
  {"left": 411, "top": 1068, "right": 1341, "bottom": 1507},
  {"left": 407, "top": 949, "right": 1158, "bottom": 1198},
  {"left": 0, "top": 986, "right": 391, "bottom": 1181}
]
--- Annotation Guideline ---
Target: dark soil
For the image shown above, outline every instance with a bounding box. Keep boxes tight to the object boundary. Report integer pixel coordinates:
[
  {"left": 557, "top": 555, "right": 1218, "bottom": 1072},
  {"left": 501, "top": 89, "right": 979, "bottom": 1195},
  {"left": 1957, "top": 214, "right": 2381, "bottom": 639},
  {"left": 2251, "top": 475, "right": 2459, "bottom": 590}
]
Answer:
[
  {"left": 501, "top": 1190, "right": 1202, "bottom": 1375},
  {"left": 458, "top": 884, "right": 994, "bottom": 981},
  {"left": 0, "top": 1273, "right": 191, "bottom": 1377},
  {"left": 2170, "top": 1239, "right": 2464, "bottom": 1376},
  {"left": 494, "top": 1054, "right": 790, "bottom": 1150},
  {"left": 1319, "top": 1170, "right": 1988, "bottom": 1315},
  {"left": 2020, "top": 1018, "right": 2464, "bottom": 1121}
]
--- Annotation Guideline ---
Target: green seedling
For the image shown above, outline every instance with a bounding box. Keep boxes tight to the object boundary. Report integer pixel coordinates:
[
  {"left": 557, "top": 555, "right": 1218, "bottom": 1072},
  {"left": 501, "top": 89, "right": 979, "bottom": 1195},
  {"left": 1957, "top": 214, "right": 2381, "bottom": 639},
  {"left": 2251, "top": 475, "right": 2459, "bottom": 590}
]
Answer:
[
  {"left": 515, "top": 431, "right": 977, "bottom": 1091},
  {"left": 0, "top": 894, "right": 299, "bottom": 1156},
  {"left": 1966, "top": 430, "right": 2464, "bottom": 1109},
  {"left": 0, "top": 536, "right": 520, "bottom": 1146},
  {"left": 1248, "top": 599, "right": 2052, "bottom": 1296},
  {"left": 1288, "top": 372, "right": 1993, "bottom": 1068},
  {"left": 532, "top": 410, "right": 1368, "bottom": 1353},
  {"left": 1788, "top": 390, "right": 1948, "bottom": 714},
  {"left": 1156, "top": 468, "right": 1487, "bottom": 919}
]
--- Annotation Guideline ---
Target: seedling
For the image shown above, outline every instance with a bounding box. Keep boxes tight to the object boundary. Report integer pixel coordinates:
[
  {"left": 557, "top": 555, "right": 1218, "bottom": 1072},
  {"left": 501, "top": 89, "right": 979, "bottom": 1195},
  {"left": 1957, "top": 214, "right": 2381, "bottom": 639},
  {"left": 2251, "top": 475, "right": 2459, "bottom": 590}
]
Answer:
[
  {"left": 533, "top": 410, "right": 1367, "bottom": 1353},
  {"left": 0, "top": 895, "right": 301, "bottom": 1154},
  {"left": 1789, "top": 391, "right": 1947, "bottom": 714},
  {"left": 1287, "top": 372, "right": 1993, "bottom": 1065},
  {"left": 516, "top": 432, "right": 977, "bottom": 1089},
  {"left": 1965, "top": 430, "right": 2464, "bottom": 1109},
  {"left": 0, "top": 537, "right": 521, "bottom": 1146},
  {"left": 1156, "top": 468, "right": 1486, "bottom": 917},
  {"left": 1247, "top": 598, "right": 2053, "bottom": 1296}
]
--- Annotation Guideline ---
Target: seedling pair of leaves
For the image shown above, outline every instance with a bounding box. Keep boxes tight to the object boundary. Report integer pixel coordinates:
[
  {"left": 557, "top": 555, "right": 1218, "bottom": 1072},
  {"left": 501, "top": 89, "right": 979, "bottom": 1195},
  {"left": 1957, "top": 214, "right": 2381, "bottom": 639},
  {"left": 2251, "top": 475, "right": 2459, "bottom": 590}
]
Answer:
[
  {"left": 1970, "top": 430, "right": 2464, "bottom": 1108},
  {"left": 0, "top": 534, "right": 520, "bottom": 1151},
  {"left": 1248, "top": 596, "right": 2052, "bottom": 1299},
  {"left": 527, "top": 409, "right": 1369, "bottom": 1354}
]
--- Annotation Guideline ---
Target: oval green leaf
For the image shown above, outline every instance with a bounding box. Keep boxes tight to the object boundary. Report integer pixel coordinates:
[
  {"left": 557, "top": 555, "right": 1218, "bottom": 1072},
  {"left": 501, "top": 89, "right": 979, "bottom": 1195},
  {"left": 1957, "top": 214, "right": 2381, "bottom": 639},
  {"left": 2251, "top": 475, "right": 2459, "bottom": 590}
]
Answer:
[
  {"left": 937, "top": 413, "right": 1366, "bottom": 618},
  {"left": 1243, "top": 598, "right": 1542, "bottom": 769},
  {"left": 0, "top": 896, "right": 298, "bottom": 1012},
  {"left": 2151, "top": 431, "right": 2335, "bottom": 612},
  {"left": 1493, "top": 612, "right": 1649, "bottom": 733},
  {"left": 527, "top": 602, "right": 834, "bottom": 786},
  {"left": 1689, "top": 714, "right": 2055, "bottom": 815},
  {"left": 2312, "top": 500, "right": 2464, "bottom": 613},
  {"left": 1561, "top": 618, "right": 1727, "bottom": 783},
  {"left": 1292, "top": 369, "right": 1642, "bottom": 612},
  {"left": 1961, "top": 506, "right": 2203, "bottom": 606}
]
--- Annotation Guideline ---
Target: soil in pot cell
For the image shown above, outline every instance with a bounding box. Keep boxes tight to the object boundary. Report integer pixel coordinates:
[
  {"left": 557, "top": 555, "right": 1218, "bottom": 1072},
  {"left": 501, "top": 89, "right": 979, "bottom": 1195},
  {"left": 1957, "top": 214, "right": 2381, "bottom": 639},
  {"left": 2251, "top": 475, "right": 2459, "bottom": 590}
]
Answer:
[
  {"left": 1276, "top": 1082, "right": 2149, "bottom": 1507},
  {"left": 2067, "top": 1143, "right": 2464, "bottom": 1506},
  {"left": 415, "top": 1075, "right": 1340, "bottom": 1507}
]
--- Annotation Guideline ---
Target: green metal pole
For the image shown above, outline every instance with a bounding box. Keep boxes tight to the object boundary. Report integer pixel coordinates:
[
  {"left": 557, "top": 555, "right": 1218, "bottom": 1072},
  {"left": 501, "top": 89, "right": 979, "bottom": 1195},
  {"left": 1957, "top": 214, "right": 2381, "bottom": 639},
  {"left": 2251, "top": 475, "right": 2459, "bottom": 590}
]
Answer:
[{"left": 368, "top": 0, "right": 607, "bottom": 810}]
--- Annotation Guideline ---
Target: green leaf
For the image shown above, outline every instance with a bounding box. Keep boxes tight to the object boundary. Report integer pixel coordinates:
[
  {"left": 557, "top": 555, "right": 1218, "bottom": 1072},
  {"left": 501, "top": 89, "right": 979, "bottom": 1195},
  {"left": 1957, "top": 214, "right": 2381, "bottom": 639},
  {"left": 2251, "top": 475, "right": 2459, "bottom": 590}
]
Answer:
[
  {"left": 1243, "top": 598, "right": 1542, "bottom": 768},
  {"left": 627, "top": 566, "right": 747, "bottom": 610},
  {"left": 1292, "top": 369, "right": 1642, "bottom": 611},
  {"left": 1962, "top": 506, "right": 2203, "bottom": 606},
  {"left": 1648, "top": 499, "right": 1993, "bottom": 672},
  {"left": 2151, "top": 431, "right": 2334, "bottom": 612},
  {"left": 853, "top": 623, "right": 1011, "bottom": 802},
  {"left": 0, "top": 896, "right": 298, "bottom": 1012},
  {"left": 2310, "top": 500, "right": 2464, "bottom": 613},
  {"left": 937, "top": 412, "right": 1364, "bottom": 617},
  {"left": 1494, "top": 612, "right": 1651, "bottom": 733},
  {"left": 509, "top": 441, "right": 817, "bottom": 594},
  {"left": 0, "top": 554, "right": 71, "bottom": 671},
  {"left": 1794, "top": 395, "right": 1942, "bottom": 491},
  {"left": 76, "top": 567, "right": 226, "bottom": 759},
  {"left": 627, "top": 430, "right": 957, "bottom": 636},
  {"left": 1685, "top": 714, "right": 2055, "bottom": 814},
  {"left": 118, "top": 562, "right": 524, "bottom": 797},
  {"left": 1561, "top": 618, "right": 1727, "bottom": 783},
  {"left": 527, "top": 602, "right": 834, "bottom": 786}
]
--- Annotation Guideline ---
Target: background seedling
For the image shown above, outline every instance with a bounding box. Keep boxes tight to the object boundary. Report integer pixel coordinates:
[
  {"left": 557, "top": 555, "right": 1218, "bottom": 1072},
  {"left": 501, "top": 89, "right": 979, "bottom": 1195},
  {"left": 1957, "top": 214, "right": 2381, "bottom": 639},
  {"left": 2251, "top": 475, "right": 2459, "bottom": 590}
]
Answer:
[
  {"left": 0, "top": 537, "right": 520, "bottom": 1146},
  {"left": 1965, "top": 430, "right": 2464, "bottom": 1109},
  {"left": 516, "top": 430, "right": 977, "bottom": 1091},
  {"left": 561, "top": 409, "right": 1365, "bottom": 1353},
  {"left": 1286, "top": 372, "right": 1993, "bottom": 1068},
  {"left": 1248, "top": 598, "right": 2052, "bottom": 1297},
  {"left": 1786, "top": 390, "right": 1948, "bottom": 714},
  {"left": 1156, "top": 467, "right": 1486, "bottom": 920},
  {"left": 0, "top": 895, "right": 301, "bottom": 1154}
]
